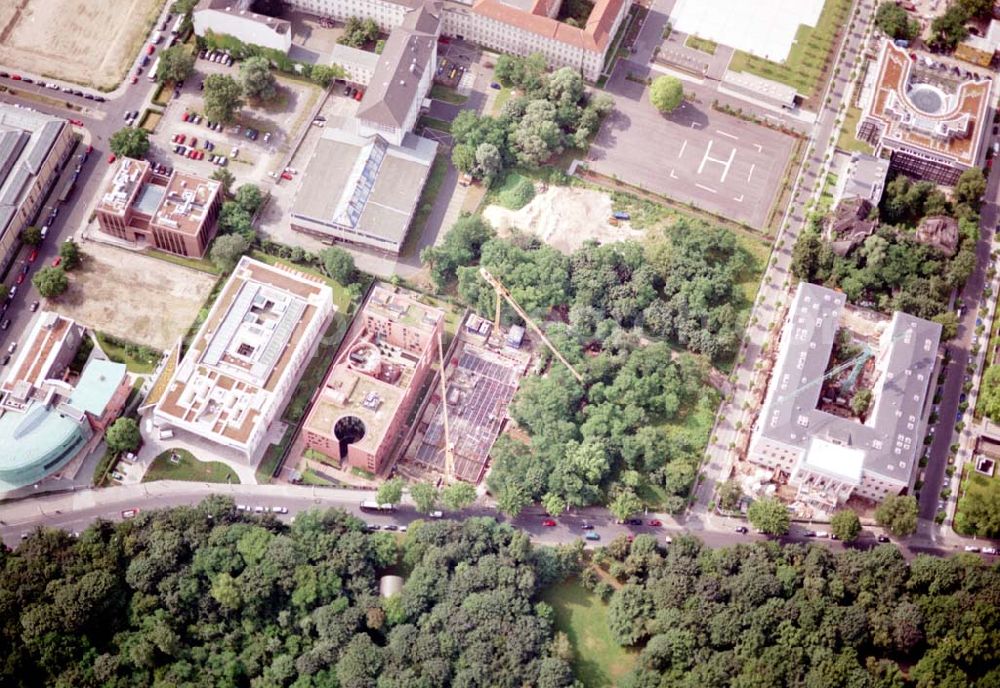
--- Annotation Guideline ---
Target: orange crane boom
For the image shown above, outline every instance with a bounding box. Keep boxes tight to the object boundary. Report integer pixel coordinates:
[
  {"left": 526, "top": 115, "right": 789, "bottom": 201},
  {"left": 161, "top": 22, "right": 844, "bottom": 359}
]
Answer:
[{"left": 478, "top": 267, "right": 584, "bottom": 384}]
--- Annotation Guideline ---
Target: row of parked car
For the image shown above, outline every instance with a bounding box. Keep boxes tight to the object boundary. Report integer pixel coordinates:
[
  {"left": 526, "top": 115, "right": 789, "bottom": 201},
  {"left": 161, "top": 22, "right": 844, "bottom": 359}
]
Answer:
[
  {"left": 0, "top": 73, "right": 106, "bottom": 101},
  {"left": 200, "top": 49, "right": 235, "bottom": 66}
]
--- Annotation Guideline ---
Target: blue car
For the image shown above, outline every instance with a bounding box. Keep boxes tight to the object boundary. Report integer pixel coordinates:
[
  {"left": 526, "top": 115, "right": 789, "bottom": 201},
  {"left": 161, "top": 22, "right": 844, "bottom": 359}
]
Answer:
[{"left": 585, "top": 532, "right": 600, "bottom": 541}]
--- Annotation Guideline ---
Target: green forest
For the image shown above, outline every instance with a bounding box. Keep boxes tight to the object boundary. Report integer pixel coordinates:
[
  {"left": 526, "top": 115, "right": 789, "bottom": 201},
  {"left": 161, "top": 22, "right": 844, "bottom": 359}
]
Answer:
[
  {"left": 597, "top": 534, "right": 999, "bottom": 688},
  {"left": 2, "top": 505, "right": 998, "bottom": 688},
  {"left": 0, "top": 500, "right": 582, "bottom": 688}
]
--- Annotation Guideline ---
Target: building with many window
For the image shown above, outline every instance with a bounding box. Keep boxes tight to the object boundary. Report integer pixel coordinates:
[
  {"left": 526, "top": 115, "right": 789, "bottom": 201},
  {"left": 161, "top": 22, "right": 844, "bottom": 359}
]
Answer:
[
  {"left": 857, "top": 40, "right": 993, "bottom": 185},
  {"left": 747, "top": 283, "right": 941, "bottom": 508},
  {"left": 194, "top": 0, "right": 293, "bottom": 52},
  {"left": 290, "top": 0, "right": 630, "bottom": 82},
  {"left": 302, "top": 285, "right": 443, "bottom": 475},
  {"left": 153, "top": 257, "right": 334, "bottom": 463},
  {"left": 0, "top": 105, "right": 75, "bottom": 275},
  {"left": 95, "top": 158, "right": 222, "bottom": 258},
  {"left": 0, "top": 313, "right": 130, "bottom": 493}
]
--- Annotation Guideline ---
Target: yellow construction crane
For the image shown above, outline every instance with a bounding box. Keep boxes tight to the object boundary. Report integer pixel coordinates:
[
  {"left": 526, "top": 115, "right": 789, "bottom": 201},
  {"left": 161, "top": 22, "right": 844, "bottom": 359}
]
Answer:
[
  {"left": 436, "top": 331, "right": 455, "bottom": 483},
  {"left": 478, "top": 267, "right": 584, "bottom": 384}
]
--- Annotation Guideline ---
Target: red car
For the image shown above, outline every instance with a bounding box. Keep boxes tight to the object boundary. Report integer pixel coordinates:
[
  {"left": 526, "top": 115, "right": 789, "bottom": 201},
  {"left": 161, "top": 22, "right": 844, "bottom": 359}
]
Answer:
[
  {"left": 354, "top": 90, "right": 363, "bottom": 101},
  {"left": 15, "top": 272, "right": 24, "bottom": 285},
  {"left": 69, "top": 119, "right": 84, "bottom": 127},
  {"left": 107, "top": 153, "right": 116, "bottom": 164},
  {"left": 177, "top": 133, "right": 186, "bottom": 144},
  {"left": 131, "top": 75, "right": 139, "bottom": 84},
  {"left": 182, "top": 112, "right": 190, "bottom": 121},
  {"left": 51, "top": 257, "right": 62, "bottom": 267},
  {"left": 542, "top": 519, "right": 557, "bottom": 527},
  {"left": 189, "top": 137, "right": 197, "bottom": 147},
  {"left": 10, "top": 74, "right": 21, "bottom": 81},
  {"left": 147, "top": 44, "right": 155, "bottom": 55},
  {"left": 27, "top": 249, "right": 37, "bottom": 263},
  {"left": 647, "top": 519, "right": 662, "bottom": 527},
  {"left": 280, "top": 171, "right": 293, "bottom": 181},
  {"left": 86, "top": 144, "right": 93, "bottom": 154}
]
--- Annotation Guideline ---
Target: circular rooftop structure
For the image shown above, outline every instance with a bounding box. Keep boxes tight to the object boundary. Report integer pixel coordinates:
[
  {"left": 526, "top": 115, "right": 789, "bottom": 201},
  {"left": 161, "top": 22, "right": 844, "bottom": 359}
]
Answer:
[{"left": 906, "top": 83, "right": 947, "bottom": 115}]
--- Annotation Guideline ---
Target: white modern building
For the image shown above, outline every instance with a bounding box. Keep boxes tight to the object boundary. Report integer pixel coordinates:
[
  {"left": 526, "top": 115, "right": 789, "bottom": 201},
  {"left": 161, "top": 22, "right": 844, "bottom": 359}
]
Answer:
[
  {"left": 194, "top": 0, "right": 293, "bottom": 52},
  {"left": 748, "top": 283, "right": 941, "bottom": 507},
  {"left": 153, "top": 257, "right": 334, "bottom": 463}
]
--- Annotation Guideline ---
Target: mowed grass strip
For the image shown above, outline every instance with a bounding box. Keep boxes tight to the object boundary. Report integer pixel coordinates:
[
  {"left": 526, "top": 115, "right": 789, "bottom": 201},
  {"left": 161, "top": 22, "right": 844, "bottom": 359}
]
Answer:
[
  {"left": 727, "top": 0, "right": 852, "bottom": 98},
  {"left": 143, "top": 449, "right": 239, "bottom": 483},
  {"left": 541, "top": 579, "right": 638, "bottom": 687}
]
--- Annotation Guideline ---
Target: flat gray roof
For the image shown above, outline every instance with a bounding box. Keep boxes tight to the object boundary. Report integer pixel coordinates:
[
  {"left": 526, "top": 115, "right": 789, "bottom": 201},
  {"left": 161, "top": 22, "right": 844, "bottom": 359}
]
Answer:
[
  {"left": 134, "top": 183, "right": 165, "bottom": 216},
  {"left": 292, "top": 126, "right": 437, "bottom": 247},
  {"left": 843, "top": 153, "right": 890, "bottom": 203},
  {"left": 759, "top": 283, "right": 941, "bottom": 484}
]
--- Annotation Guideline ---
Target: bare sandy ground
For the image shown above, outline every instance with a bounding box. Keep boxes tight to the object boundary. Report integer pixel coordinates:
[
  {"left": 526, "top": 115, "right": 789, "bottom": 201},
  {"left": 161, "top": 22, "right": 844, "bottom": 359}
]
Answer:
[
  {"left": 0, "top": 0, "right": 164, "bottom": 89},
  {"left": 482, "top": 186, "right": 644, "bottom": 254},
  {"left": 50, "top": 243, "right": 216, "bottom": 350}
]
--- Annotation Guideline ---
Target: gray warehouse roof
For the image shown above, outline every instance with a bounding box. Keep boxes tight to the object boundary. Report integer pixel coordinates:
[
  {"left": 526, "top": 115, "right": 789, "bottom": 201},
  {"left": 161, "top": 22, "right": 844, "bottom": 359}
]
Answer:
[
  {"left": 291, "top": 125, "right": 437, "bottom": 249},
  {"left": 759, "top": 283, "right": 940, "bottom": 484}
]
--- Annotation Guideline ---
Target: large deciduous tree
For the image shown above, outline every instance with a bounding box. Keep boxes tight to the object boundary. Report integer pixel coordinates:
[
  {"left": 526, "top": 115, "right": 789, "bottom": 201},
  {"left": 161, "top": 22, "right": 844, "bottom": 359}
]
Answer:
[
  {"left": 105, "top": 417, "right": 141, "bottom": 453},
  {"left": 239, "top": 56, "right": 278, "bottom": 101},
  {"left": 649, "top": 75, "right": 683, "bottom": 113},
  {"left": 109, "top": 127, "right": 150, "bottom": 159},
  {"left": 32, "top": 266, "right": 68, "bottom": 298},
  {"left": 747, "top": 496, "right": 790, "bottom": 535},
  {"left": 875, "top": 494, "right": 918, "bottom": 537},
  {"left": 203, "top": 74, "right": 244, "bottom": 124},
  {"left": 157, "top": 45, "right": 196, "bottom": 84}
]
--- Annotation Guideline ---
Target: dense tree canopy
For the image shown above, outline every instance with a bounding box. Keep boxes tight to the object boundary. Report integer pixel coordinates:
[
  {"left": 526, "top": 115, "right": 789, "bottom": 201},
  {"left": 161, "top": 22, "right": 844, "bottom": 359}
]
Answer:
[
  {"left": 875, "top": 495, "right": 919, "bottom": 538},
  {"left": 109, "top": 127, "right": 150, "bottom": 159},
  {"left": 599, "top": 534, "right": 1000, "bottom": 687},
  {"left": 239, "top": 56, "right": 278, "bottom": 101},
  {"left": 421, "top": 214, "right": 496, "bottom": 289},
  {"left": 649, "top": 76, "right": 683, "bottom": 113},
  {"left": 203, "top": 74, "right": 244, "bottom": 124},
  {"left": 0, "top": 502, "right": 582, "bottom": 688},
  {"left": 874, "top": 1, "right": 920, "bottom": 40},
  {"left": 31, "top": 266, "right": 68, "bottom": 298},
  {"left": 791, "top": 177, "right": 980, "bottom": 320},
  {"left": 450, "top": 59, "right": 613, "bottom": 181},
  {"left": 156, "top": 45, "right": 196, "bottom": 84}
]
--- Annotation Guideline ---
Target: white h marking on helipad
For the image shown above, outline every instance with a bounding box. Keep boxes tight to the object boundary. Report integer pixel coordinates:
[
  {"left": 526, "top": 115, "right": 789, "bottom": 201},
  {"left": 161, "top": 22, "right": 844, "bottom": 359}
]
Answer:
[
  {"left": 695, "top": 183, "right": 717, "bottom": 193},
  {"left": 715, "top": 129, "right": 738, "bottom": 140},
  {"left": 678, "top": 140, "right": 687, "bottom": 158},
  {"left": 747, "top": 164, "right": 756, "bottom": 184},
  {"left": 699, "top": 140, "right": 736, "bottom": 183},
  {"left": 754, "top": 144, "right": 763, "bottom": 152}
]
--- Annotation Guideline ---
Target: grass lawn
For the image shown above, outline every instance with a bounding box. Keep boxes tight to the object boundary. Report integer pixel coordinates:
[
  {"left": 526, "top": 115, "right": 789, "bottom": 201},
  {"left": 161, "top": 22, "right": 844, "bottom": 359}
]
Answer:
[
  {"left": 143, "top": 448, "right": 239, "bottom": 483},
  {"left": 491, "top": 86, "right": 513, "bottom": 115},
  {"left": 836, "top": 104, "right": 874, "bottom": 154},
  {"left": 419, "top": 116, "right": 452, "bottom": 133},
  {"left": 248, "top": 251, "right": 358, "bottom": 313},
  {"left": 727, "top": 0, "right": 852, "bottom": 99},
  {"left": 95, "top": 332, "right": 160, "bottom": 374},
  {"left": 147, "top": 248, "right": 222, "bottom": 274},
  {"left": 430, "top": 83, "right": 468, "bottom": 105},
  {"left": 489, "top": 171, "right": 536, "bottom": 210},
  {"left": 954, "top": 462, "right": 1000, "bottom": 536},
  {"left": 410, "top": 152, "right": 450, "bottom": 235},
  {"left": 541, "top": 579, "right": 638, "bottom": 687},
  {"left": 684, "top": 34, "right": 717, "bottom": 55}
]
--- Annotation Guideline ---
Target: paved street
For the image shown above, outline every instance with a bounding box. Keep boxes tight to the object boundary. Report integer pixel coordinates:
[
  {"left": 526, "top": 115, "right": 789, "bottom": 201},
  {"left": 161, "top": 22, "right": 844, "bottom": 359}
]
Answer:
[{"left": 0, "top": 481, "right": 963, "bottom": 559}]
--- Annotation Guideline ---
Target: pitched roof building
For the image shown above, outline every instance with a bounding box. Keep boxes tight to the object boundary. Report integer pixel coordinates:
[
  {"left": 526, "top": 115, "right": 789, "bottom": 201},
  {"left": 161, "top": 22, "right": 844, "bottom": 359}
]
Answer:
[
  {"left": 857, "top": 40, "right": 992, "bottom": 185},
  {"left": 0, "top": 105, "right": 74, "bottom": 275},
  {"left": 748, "top": 283, "right": 941, "bottom": 509}
]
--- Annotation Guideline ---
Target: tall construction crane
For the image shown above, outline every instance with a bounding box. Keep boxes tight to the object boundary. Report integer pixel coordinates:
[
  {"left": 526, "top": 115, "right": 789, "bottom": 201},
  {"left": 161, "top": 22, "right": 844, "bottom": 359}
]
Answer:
[
  {"left": 478, "top": 267, "right": 584, "bottom": 384},
  {"left": 436, "top": 331, "right": 456, "bottom": 483},
  {"left": 775, "top": 329, "right": 911, "bottom": 404}
]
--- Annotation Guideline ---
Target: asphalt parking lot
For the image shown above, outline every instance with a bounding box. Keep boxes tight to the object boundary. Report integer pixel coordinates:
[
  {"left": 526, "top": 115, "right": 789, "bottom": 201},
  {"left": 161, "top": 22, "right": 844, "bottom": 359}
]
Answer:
[{"left": 589, "top": 68, "right": 795, "bottom": 229}]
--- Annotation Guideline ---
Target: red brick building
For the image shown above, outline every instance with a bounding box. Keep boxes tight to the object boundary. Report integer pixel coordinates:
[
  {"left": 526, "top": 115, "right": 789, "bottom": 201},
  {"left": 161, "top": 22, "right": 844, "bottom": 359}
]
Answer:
[{"left": 96, "top": 158, "right": 222, "bottom": 258}]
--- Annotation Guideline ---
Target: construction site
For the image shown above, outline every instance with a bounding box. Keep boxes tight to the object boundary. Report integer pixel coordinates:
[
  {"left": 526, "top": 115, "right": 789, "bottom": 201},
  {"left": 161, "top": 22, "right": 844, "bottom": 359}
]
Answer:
[
  {"left": 399, "top": 313, "right": 532, "bottom": 484},
  {"left": 732, "top": 283, "right": 942, "bottom": 519}
]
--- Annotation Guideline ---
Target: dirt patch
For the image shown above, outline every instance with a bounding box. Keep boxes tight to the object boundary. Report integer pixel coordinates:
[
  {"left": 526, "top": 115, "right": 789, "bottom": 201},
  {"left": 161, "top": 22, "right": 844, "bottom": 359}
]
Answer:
[
  {"left": 482, "top": 186, "right": 643, "bottom": 254},
  {"left": 0, "top": 0, "right": 165, "bottom": 90},
  {"left": 50, "top": 243, "right": 216, "bottom": 350}
]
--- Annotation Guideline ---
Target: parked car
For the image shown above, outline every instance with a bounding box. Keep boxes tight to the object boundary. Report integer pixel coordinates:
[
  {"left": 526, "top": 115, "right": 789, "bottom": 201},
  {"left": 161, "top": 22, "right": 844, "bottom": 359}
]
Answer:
[
  {"left": 429, "top": 510, "right": 443, "bottom": 519},
  {"left": 877, "top": 535, "right": 890, "bottom": 543},
  {"left": 0, "top": 319, "right": 9, "bottom": 331},
  {"left": 28, "top": 249, "right": 37, "bottom": 262},
  {"left": 982, "top": 547, "right": 997, "bottom": 555},
  {"left": 627, "top": 518, "right": 643, "bottom": 526},
  {"left": 735, "top": 526, "right": 748, "bottom": 534},
  {"left": 52, "top": 257, "right": 62, "bottom": 267},
  {"left": 8, "top": 342, "right": 17, "bottom": 354},
  {"left": 647, "top": 519, "right": 662, "bottom": 527},
  {"left": 580, "top": 523, "right": 594, "bottom": 530},
  {"left": 542, "top": 519, "right": 557, "bottom": 527},
  {"left": 964, "top": 545, "right": 981, "bottom": 553},
  {"left": 0, "top": 355, "right": 9, "bottom": 366},
  {"left": 29, "top": 301, "right": 38, "bottom": 312},
  {"left": 121, "top": 509, "right": 139, "bottom": 519},
  {"left": 585, "top": 532, "right": 600, "bottom": 541}
]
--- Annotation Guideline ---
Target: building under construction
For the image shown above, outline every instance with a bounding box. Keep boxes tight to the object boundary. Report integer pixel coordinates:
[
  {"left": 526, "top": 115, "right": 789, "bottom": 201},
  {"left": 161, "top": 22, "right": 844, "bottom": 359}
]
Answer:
[
  {"left": 746, "top": 283, "right": 941, "bottom": 510},
  {"left": 401, "top": 313, "right": 531, "bottom": 484}
]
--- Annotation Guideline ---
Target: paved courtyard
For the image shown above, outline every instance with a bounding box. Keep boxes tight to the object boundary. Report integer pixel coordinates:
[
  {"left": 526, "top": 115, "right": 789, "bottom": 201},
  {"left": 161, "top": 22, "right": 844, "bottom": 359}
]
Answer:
[{"left": 589, "top": 69, "right": 796, "bottom": 229}]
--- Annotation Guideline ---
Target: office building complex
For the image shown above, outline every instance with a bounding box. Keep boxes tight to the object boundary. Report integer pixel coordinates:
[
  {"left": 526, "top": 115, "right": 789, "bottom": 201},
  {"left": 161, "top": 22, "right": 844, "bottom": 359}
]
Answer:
[
  {"left": 153, "top": 257, "right": 334, "bottom": 462},
  {"left": 96, "top": 158, "right": 223, "bottom": 258},
  {"left": 303, "top": 285, "right": 443, "bottom": 475},
  {"left": 0, "top": 105, "right": 74, "bottom": 274},
  {"left": 748, "top": 283, "right": 941, "bottom": 508},
  {"left": 858, "top": 40, "right": 992, "bottom": 184},
  {"left": 0, "top": 313, "right": 130, "bottom": 493}
]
